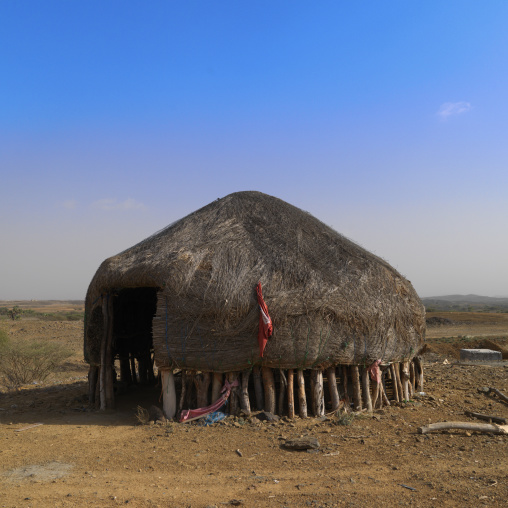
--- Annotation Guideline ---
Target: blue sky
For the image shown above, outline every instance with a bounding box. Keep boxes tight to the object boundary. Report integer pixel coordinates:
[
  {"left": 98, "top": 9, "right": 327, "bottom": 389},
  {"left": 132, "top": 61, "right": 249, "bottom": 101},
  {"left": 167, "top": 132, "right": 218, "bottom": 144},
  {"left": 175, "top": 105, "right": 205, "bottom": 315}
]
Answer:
[{"left": 1, "top": 1, "right": 508, "bottom": 299}]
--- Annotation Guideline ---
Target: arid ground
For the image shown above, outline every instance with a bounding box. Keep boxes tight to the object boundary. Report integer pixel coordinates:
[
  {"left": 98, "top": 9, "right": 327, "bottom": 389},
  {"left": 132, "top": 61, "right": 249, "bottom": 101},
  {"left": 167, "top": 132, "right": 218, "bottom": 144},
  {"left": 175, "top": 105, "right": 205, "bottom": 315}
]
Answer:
[{"left": 1, "top": 306, "right": 507, "bottom": 507}]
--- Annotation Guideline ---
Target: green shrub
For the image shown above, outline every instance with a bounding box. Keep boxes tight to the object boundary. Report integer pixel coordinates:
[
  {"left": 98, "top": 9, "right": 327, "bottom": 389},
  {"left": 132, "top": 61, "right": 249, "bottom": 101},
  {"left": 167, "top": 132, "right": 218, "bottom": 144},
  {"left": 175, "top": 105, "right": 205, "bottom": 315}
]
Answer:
[{"left": 0, "top": 337, "right": 72, "bottom": 390}]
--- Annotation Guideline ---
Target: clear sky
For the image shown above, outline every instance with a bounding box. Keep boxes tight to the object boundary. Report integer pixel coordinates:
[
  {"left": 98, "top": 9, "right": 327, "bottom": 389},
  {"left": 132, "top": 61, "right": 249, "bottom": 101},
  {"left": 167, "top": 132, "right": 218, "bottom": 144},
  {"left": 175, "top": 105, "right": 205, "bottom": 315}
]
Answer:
[{"left": 1, "top": 1, "right": 508, "bottom": 300}]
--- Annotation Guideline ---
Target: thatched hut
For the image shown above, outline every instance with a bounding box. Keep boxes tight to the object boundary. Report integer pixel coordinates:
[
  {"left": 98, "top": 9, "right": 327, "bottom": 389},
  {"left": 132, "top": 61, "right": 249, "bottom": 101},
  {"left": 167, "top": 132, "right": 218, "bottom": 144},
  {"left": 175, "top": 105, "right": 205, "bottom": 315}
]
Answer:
[{"left": 84, "top": 191, "right": 425, "bottom": 418}]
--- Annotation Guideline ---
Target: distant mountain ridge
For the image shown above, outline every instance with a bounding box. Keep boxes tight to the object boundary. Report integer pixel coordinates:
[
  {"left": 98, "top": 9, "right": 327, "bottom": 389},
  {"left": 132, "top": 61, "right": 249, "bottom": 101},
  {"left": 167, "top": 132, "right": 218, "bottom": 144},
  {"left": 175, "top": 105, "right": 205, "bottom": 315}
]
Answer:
[{"left": 422, "top": 294, "right": 508, "bottom": 312}]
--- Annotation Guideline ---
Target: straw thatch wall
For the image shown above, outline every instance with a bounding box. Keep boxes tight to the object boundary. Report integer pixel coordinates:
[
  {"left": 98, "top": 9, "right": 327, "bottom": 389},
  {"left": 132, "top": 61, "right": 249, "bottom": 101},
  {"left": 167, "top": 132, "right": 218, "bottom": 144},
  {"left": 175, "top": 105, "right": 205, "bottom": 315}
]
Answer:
[{"left": 84, "top": 191, "right": 425, "bottom": 372}]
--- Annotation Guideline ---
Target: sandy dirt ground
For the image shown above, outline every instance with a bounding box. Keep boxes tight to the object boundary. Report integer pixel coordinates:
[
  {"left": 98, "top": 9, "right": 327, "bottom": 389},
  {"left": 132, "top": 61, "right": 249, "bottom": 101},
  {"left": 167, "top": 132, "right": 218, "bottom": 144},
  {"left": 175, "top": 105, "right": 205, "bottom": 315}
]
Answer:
[{"left": 1, "top": 313, "right": 507, "bottom": 507}]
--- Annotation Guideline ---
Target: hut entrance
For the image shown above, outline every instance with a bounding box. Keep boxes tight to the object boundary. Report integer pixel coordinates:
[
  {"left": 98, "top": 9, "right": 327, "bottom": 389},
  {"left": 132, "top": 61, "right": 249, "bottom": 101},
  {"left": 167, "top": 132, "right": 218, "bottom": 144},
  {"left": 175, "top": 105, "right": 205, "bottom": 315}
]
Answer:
[{"left": 113, "top": 287, "right": 158, "bottom": 386}]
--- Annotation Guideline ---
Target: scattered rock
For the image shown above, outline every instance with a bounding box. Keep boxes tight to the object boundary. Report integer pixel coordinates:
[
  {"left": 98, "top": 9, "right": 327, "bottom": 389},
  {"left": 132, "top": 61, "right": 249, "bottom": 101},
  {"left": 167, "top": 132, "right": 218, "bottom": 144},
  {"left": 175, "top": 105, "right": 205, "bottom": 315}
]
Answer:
[
  {"left": 257, "top": 411, "right": 280, "bottom": 422},
  {"left": 283, "top": 437, "right": 320, "bottom": 451}
]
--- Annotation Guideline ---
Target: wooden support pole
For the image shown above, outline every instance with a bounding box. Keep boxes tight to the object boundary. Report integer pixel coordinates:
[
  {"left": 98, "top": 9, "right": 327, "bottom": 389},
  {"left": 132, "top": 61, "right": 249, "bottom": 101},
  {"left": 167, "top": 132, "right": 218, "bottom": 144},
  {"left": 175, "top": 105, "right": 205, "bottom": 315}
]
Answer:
[
  {"left": 414, "top": 356, "right": 424, "bottom": 391},
  {"left": 262, "top": 367, "right": 276, "bottom": 414},
  {"left": 211, "top": 372, "right": 223, "bottom": 403},
  {"left": 342, "top": 365, "right": 351, "bottom": 412},
  {"left": 161, "top": 370, "right": 176, "bottom": 420},
  {"left": 310, "top": 370, "right": 325, "bottom": 417},
  {"left": 389, "top": 364, "right": 400, "bottom": 402},
  {"left": 227, "top": 372, "right": 239, "bottom": 416},
  {"left": 178, "top": 371, "right": 188, "bottom": 414},
  {"left": 240, "top": 370, "right": 251, "bottom": 415},
  {"left": 252, "top": 366, "right": 264, "bottom": 411},
  {"left": 129, "top": 354, "right": 138, "bottom": 384},
  {"left": 326, "top": 367, "right": 340, "bottom": 413},
  {"left": 278, "top": 370, "right": 287, "bottom": 416},
  {"left": 194, "top": 372, "right": 211, "bottom": 408},
  {"left": 401, "top": 361, "right": 410, "bottom": 401},
  {"left": 88, "top": 365, "right": 98, "bottom": 405},
  {"left": 394, "top": 363, "right": 404, "bottom": 402},
  {"left": 287, "top": 369, "right": 295, "bottom": 419},
  {"left": 371, "top": 379, "right": 379, "bottom": 409},
  {"left": 297, "top": 370, "right": 308, "bottom": 418},
  {"left": 361, "top": 367, "right": 373, "bottom": 412},
  {"left": 100, "top": 294, "right": 115, "bottom": 410},
  {"left": 351, "top": 366, "right": 362, "bottom": 411},
  {"left": 147, "top": 352, "right": 156, "bottom": 384},
  {"left": 380, "top": 367, "right": 390, "bottom": 407},
  {"left": 410, "top": 360, "right": 416, "bottom": 394}
]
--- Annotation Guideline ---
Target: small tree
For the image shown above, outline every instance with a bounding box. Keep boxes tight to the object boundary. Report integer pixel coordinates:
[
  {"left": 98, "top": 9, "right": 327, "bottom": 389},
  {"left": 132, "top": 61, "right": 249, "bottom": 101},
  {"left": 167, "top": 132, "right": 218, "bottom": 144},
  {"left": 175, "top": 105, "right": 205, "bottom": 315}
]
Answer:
[{"left": 8, "top": 306, "right": 23, "bottom": 321}]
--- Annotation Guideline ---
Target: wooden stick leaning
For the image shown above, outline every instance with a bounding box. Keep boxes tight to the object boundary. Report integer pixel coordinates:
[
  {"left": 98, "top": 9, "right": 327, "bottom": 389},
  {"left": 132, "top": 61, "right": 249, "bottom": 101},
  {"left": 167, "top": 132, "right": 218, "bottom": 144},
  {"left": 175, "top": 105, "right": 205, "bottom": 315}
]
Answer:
[{"left": 464, "top": 411, "right": 507, "bottom": 424}]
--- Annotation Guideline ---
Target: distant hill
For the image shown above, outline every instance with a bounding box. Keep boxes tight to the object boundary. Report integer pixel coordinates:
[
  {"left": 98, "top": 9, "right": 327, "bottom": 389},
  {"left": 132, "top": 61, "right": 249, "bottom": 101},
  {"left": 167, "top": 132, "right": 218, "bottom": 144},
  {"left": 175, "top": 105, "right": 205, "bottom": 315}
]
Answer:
[{"left": 422, "top": 294, "right": 508, "bottom": 312}]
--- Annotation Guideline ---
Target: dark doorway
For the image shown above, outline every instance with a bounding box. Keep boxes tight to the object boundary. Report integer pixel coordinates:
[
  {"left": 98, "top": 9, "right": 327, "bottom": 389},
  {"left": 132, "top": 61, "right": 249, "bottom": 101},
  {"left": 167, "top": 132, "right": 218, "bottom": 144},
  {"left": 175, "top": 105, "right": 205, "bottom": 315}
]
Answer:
[{"left": 113, "top": 287, "right": 158, "bottom": 385}]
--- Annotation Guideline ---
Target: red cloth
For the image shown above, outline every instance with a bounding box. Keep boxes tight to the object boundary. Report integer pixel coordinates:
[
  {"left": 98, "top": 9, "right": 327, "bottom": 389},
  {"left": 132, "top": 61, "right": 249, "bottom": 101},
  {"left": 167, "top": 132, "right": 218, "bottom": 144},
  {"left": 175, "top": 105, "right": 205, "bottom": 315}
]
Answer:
[
  {"left": 256, "top": 282, "right": 273, "bottom": 357},
  {"left": 367, "top": 359, "right": 382, "bottom": 384},
  {"left": 179, "top": 378, "right": 239, "bottom": 423}
]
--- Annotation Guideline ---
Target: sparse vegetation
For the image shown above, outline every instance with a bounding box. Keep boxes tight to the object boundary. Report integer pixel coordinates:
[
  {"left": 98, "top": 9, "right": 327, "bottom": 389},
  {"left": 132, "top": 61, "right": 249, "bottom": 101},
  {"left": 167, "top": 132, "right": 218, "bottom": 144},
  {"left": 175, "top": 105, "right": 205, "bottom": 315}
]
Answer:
[
  {"left": 0, "top": 306, "right": 83, "bottom": 321},
  {"left": 0, "top": 335, "right": 73, "bottom": 390}
]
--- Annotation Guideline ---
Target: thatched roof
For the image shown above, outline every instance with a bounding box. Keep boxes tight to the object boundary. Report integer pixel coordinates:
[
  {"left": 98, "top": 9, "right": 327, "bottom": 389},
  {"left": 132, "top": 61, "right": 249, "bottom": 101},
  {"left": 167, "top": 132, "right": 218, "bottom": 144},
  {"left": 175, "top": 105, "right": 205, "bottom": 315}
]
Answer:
[{"left": 85, "top": 191, "right": 425, "bottom": 371}]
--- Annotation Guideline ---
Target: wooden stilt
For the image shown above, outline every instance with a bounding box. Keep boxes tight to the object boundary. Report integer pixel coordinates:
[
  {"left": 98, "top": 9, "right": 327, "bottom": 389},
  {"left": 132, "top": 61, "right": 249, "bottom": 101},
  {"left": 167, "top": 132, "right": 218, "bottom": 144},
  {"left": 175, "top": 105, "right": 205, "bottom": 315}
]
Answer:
[
  {"left": 326, "top": 367, "right": 340, "bottom": 413},
  {"left": 178, "top": 371, "right": 188, "bottom": 414},
  {"left": 342, "top": 365, "right": 351, "bottom": 412},
  {"left": 147, "top": 352, "right": 156, "bottom": 384},
  {"left": 296, "top": 370, "right": 308, "bottom": 418},
  {"left": 351, "top": 366, "right": 362, "bottom": 411},
  {"left": 390, "top": 364, "right": 400, "bottom": 402},
  {"left": 401, "top": 361, "right": 410, "bottom": 401},
  {"left": 394, "top": 363, "right": 404, "bottom": 402},
  {"left": 240, "top": 370, "right": 251, "bottom": 415},
  {"left": 410, "top": 360, "right": 416, "bottom": 394},
  {"left": 161, "top": 370, "right": 176, "bottom": 419},
  {"left": 100, "top": 294, "right": 115, "bottom": 410},
  {"left": 414, "top": 356, "right": 424, "bottom": 391},
  {"left": 380, "top": 370, "right": 391, "bottom": 407},
  {"left": 287, "top": 369, "right": 295, "bottom": 419},
  {"left": 310, "top": 370, "right": 325, "bottom": 417},
  {"left": 88, "top": 365, "right": 98, "bottom": 405},
  {"left": 211, "top": 372, "right": 223, "bottom": 403},
  {"left": 361, "top": 367, "right": 373, "bottom": 412},
  {"left": 227, "top": 372, "right": 239, "bottom": 415},
  {"left": 194, "top": 372, "right": 211, "bottom": 408},
  {"left": 262, "top": 367, "right": 276, "bottom": 414},
  {"left": 253, "top": 366, "right": 264, "bottom": 411},
  {"left": 371, "top": 379, "right": 379, "bottom": 409},
  {"left": 278, "top": 370, "right": 287, "bottom": 416},
  {"left": 130, "top": 354, "right": 137, "bottom": 384}
]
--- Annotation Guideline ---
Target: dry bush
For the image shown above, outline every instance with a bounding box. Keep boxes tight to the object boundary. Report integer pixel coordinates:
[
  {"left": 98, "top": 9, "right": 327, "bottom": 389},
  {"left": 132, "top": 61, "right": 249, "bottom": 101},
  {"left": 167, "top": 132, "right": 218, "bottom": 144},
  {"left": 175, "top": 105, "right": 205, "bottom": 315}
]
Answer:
[
  {"left": 0, "top": 336, "right": 72, "bottom": 390},
  {"left": 135, "top": 405, "right": 150, "bottom": 425}
]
